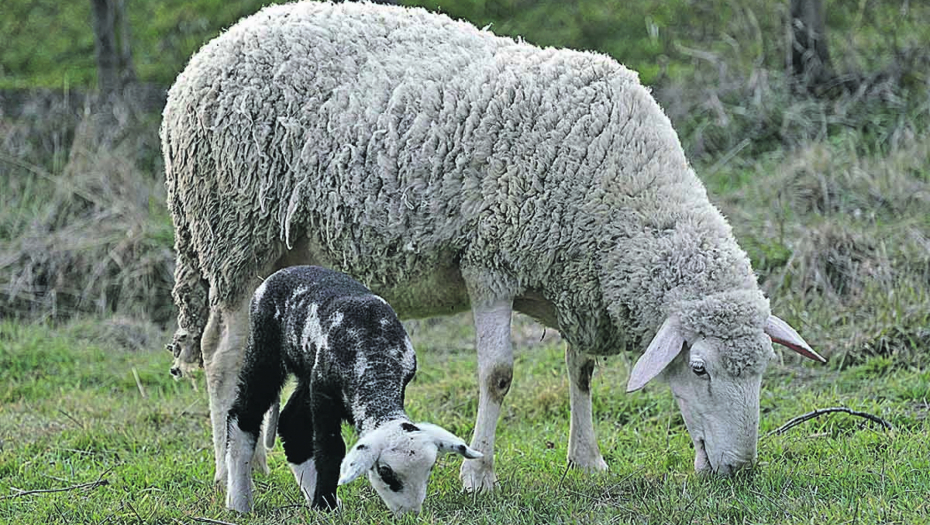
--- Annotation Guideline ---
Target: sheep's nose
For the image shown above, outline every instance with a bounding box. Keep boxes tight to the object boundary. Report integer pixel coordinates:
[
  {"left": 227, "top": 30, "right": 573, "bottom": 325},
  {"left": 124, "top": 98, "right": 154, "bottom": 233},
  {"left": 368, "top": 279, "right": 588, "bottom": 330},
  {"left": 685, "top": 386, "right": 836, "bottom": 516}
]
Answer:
[
  {"left": 716, "top": 459, "right": 752, "bottom": 477},
  {"left": 169, "top": 366, "right": 182, "bottom": 378}
]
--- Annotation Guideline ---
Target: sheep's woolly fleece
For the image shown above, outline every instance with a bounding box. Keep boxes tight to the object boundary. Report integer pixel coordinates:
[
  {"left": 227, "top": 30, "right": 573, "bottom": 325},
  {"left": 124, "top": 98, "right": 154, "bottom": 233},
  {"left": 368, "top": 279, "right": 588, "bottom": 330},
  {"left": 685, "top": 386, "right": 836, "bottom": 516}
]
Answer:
[{"left": 161, "top": 1, "right": 772, "bottom": 373}]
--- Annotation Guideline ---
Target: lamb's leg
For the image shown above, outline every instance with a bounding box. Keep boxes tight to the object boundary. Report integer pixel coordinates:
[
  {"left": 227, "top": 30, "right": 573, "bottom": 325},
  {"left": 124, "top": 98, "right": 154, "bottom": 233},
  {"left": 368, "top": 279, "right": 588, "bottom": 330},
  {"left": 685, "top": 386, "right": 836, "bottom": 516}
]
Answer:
[
  {"left": 204, "top": 300, "right": 253, "bottom": 484},
  {"left": 279, "top": 382, "right": 317, "bottom": 507},
  {"left": 460, "top": 298, "right": 514, "bottom": 492},
  {"left": 224, "top": 330, "right": 285, "bottom": 512},
  {"left": 566, "top": 344, "right": 608, "bottom": 471},
  {"left": 225, "top": 415, "right": 259, "bottom": 513},
  {"left": 310, "top": 395, "right": 346, "bottom": 510}
]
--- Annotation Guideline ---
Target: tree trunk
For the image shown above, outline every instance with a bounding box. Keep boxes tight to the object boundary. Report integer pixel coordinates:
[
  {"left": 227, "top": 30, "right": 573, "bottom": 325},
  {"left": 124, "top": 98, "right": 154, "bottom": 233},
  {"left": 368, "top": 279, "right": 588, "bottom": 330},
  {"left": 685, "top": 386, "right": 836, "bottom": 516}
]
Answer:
[
  {"left": 90, "top": 0, "right": 136, "bottom": 97},
  {"left": 788, "top": 0, "right": 833, "bottom": 90}
]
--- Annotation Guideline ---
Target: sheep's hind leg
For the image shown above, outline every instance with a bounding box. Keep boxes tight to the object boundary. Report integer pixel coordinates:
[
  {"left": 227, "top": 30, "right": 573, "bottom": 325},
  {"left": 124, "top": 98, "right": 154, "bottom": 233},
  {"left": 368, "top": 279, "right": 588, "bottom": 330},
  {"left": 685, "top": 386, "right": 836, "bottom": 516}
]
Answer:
[
  {"left": 204, "top": 300, "right": 260, "bottom": 485},
  {"left": 566, "top": 345, "right": 608, "bottom": 472},
  {"left": 460, "top": 297, "right": 514, "bottom": 492}
]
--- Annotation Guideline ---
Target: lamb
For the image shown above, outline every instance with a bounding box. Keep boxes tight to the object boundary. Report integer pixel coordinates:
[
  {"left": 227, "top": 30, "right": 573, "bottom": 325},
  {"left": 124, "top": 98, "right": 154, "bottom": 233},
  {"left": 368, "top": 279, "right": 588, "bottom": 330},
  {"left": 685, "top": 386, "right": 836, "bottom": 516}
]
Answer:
[
  {"left": 161, "top": 1, "right": 826, "bottom": 491},
  {"left": 224, "top": 265, "right": 481, "bottom": 515}
]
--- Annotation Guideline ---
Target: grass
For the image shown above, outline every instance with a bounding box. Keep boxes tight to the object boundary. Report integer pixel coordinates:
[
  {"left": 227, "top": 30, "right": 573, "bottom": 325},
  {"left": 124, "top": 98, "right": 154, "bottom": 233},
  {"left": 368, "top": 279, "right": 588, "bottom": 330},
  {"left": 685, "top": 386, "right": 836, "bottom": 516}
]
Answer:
[{"left": 2, "top": 315, "right": 928, "bottom": 524}]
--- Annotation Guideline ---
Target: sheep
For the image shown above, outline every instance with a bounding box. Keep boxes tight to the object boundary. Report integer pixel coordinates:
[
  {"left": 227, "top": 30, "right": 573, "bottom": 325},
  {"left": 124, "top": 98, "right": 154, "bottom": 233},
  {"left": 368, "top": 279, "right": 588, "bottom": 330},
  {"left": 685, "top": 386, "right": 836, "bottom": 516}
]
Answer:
[
  {"left": 224, "top": 265, "right": 481, "bottom": 515},
  {"left": 161, "top": 1, "right": 826, "bottom": 491}
]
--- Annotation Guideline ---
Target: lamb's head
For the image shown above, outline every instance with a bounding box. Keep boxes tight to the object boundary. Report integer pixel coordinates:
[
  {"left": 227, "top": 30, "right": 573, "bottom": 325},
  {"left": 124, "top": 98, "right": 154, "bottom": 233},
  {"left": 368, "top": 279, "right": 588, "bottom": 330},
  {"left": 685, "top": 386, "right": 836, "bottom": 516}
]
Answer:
[
  {"left": 627, "top": 290, "right": 825, "bottom": 476},
  {"left": 165, "top": 327, "right": 202, "bottom": 379},
  {"left": 338, "top": 420, "right": 482, "bottom": 515}
]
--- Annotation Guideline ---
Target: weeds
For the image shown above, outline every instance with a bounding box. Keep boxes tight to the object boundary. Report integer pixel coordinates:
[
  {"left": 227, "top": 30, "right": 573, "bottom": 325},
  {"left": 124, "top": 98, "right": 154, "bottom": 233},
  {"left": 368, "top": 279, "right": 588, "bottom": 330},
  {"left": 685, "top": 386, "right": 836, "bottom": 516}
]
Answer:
[
  {"left": 0, "top": 95, "right": 174, "bottom": 324},
  {"left": 1, "top": 319, "right": 928, "bottom": 524}
]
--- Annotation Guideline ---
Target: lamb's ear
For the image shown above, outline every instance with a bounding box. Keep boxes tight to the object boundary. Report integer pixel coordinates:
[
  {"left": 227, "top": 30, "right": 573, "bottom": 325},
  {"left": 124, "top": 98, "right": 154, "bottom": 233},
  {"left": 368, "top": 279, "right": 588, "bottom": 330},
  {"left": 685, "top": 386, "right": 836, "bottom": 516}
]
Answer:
[
  {"left": 627, "top": 317, "right": 686, "bottom": 393},
  {"left": 338, "top": 439, "right": 381, "bottom": 486},
  {"left": 765, "top": 315, "right": 826, "bottom": 363},
  {"left": 416, "top": 423, "right": 483, "bottom": 459}
]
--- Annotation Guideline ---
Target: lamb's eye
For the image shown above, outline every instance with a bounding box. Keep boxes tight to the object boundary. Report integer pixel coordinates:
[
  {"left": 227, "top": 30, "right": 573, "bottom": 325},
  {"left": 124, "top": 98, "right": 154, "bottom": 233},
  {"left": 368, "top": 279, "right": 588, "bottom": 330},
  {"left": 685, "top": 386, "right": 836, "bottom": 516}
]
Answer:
[
  {"left": 377, "top": 464, "right": 404, "bottom": 492},
  {"left": 692, "top": 362, "right": 707, "bottom": 376}
]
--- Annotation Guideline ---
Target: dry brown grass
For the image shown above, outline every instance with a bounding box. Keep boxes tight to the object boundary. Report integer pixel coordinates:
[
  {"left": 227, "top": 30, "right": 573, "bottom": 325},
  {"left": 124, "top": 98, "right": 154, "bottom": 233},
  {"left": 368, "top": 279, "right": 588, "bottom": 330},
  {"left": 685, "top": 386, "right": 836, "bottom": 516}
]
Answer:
[
  {"left": 1, "top": 95, "right": 174, "bottom": 324},
  {"left": 717, "top": 138, "right": 930, "bottom": 367}
]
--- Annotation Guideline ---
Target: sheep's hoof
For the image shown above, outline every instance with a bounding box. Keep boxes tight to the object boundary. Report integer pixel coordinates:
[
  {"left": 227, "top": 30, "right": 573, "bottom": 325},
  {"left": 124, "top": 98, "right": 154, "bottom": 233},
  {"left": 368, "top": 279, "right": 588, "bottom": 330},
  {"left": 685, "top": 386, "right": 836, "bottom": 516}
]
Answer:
[
  {"left": 225, "top": 495, "right": 252, "bottom": 514},
  {"left": 214, "top": 468, "right": 228, "bottom": 486},
  {"left": 567, "top": 455, "right": 609, "bottom": 473},
  {"left": 460, "top": 461, "right": 497, "bottom": 492}
]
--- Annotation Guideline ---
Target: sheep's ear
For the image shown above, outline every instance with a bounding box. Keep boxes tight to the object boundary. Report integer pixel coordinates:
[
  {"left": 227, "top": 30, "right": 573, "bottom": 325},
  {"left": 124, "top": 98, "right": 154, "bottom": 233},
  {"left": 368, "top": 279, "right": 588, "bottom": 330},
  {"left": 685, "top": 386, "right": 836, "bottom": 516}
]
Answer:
[
  {"left": 627, "top": 317, "right": 685, "bottom": 392},
  {"left": 416, "top": 423, "right": 483, "bottom": 459},
  {"left": 338, "top": 439, "right": 381, "bottom": 485},
  {"left": 765, "top": 315, "right": 826, "bottom": 363}
]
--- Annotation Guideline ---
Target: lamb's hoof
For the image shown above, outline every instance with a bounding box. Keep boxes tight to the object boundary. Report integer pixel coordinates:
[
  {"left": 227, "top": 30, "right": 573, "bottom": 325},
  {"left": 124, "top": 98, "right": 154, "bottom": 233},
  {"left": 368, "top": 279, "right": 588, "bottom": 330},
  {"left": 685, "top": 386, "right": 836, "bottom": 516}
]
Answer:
[
  {"left": 310, "top": 495, "right": 341, "bottom": 511},
  {"left": 460, "top": 461, "right": 497, "bottom": 492},
  {"left": 568, "top": 455, "right": 609, "bottom": 473},
  {"left": 251, "top": 453, "right": 270, "bottom": 475}
]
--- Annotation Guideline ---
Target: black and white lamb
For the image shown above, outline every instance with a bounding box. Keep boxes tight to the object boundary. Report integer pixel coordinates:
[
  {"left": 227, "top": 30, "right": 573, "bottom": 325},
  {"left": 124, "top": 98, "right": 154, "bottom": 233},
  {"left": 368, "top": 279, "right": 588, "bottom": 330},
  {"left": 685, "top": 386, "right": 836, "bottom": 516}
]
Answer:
[{"left": 224, "top": 265, "right": 481, "bottom": 515}]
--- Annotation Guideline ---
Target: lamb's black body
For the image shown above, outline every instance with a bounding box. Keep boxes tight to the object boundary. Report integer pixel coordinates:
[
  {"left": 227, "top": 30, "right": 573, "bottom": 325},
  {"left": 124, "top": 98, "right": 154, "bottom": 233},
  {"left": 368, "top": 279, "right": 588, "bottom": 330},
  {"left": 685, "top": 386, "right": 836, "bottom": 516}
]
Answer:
[{"left": 227, "top": 265, "right": 416, "bottom": 508}]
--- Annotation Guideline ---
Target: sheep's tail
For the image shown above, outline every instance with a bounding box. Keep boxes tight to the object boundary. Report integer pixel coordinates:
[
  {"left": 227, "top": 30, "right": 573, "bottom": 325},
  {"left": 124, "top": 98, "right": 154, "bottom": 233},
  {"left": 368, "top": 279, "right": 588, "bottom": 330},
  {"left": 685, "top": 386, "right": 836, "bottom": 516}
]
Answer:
[
  {"left": 167, "top": 224, "right": 209, "bottom": 376},
  {"left": 162, "top": 116, "right": 209, "bottom": 376}
]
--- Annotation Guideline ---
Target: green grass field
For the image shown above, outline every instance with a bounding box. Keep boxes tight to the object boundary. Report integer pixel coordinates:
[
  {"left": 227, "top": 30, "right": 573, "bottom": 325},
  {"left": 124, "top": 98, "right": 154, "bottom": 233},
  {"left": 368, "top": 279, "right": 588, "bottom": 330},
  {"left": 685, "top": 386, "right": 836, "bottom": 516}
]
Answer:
[{"left": 2, "top": 315, "right": 928, "bottom": 524}]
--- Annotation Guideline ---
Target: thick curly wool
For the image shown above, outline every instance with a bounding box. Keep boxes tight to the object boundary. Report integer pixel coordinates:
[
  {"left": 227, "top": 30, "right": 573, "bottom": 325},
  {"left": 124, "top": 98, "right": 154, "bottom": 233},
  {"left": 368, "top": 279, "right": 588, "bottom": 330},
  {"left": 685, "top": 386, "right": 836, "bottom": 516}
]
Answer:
[
  {"left": 676, "top": 290, "right": 773, "bottom": 375},
  {"left": 162, "top": 2, "right": 771, "bottom": 373}
]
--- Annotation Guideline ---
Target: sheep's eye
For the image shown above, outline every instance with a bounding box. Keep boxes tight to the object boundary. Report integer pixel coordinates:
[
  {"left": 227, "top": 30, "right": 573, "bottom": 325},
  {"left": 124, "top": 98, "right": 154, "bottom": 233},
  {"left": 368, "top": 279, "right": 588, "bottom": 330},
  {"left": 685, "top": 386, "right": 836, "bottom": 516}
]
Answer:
[{"left": 692, "top": 362, "right": 707, "bottom": 376}]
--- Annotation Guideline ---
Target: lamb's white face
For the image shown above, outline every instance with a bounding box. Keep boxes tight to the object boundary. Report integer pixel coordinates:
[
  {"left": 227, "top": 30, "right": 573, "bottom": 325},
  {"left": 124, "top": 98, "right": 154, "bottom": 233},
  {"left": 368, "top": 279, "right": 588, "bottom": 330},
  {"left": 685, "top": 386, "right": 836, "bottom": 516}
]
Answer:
[
  {"left": 366, "top": 437, "right": 437, "bottom": 515},
  {"left": 663, "top": 337, "right": 767, "bottom": 475},
  {"left": 339, "top": 421, "right": 482, "bottom": 515}
]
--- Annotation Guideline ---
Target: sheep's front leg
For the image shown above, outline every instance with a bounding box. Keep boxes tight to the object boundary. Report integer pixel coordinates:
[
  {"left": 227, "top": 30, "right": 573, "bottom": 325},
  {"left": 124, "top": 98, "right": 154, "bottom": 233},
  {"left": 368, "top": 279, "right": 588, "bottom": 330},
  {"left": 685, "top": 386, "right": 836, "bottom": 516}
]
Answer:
[
  {"left": 460, "top": 298, "right": 514, "bottom": 492},
  {"left": 566, "top": 345, "right": 608, "bottom": 471},
  {"left": 199, "top": 310, "right": 229, "bottom": 484}
]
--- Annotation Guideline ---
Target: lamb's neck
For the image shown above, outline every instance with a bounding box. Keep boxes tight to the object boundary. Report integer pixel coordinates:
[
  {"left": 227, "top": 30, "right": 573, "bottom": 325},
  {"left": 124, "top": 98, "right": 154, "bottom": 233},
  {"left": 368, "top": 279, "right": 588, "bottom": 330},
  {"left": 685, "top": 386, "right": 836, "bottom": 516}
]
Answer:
[
  {"left": 352, "top": 386, "right": 408, "bottom": 435},
  {"left": 356, "top": 409, "right": 409, "bottom": 436}
]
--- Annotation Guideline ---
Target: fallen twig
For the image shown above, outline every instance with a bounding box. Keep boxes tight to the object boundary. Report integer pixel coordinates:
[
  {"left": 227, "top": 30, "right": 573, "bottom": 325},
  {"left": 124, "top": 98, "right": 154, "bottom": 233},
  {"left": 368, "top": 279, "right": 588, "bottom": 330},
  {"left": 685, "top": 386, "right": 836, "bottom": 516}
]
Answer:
[
  {"left": 769, "top": 407, "right": 893, "bottom": 436},
  {"left": 131, "top": 367, "right": 147, "bottom": 398},
  {"left": 57, "top": 408, "right": 85, "bottom": 430},
  {"left": 191, "top": 517, "right": 237, "bottom": 525},
  {"left": 2, "top": 479, "right": 109, "bottom": 499},
  {"left": 556, "top": 461, "right": 572, "bottom": 490}
]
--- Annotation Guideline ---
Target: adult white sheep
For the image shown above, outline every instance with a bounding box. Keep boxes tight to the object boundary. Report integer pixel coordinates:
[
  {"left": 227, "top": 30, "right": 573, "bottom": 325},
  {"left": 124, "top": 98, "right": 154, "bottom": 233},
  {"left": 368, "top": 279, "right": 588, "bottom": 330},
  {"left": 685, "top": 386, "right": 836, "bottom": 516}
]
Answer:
[{"left": 162, "top": 1, "right": 825, "bottom": 491}]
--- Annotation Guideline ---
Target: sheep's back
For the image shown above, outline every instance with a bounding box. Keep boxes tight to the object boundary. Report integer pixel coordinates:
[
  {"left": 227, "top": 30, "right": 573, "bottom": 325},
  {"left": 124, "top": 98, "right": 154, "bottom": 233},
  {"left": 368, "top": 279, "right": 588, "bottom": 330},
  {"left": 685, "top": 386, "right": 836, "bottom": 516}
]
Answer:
[
  {"left": 162, "top": 2, "right": 520, "bottom": 307},
  {"left": 162, "top": 1, "right": 750, "bottom": 351}
]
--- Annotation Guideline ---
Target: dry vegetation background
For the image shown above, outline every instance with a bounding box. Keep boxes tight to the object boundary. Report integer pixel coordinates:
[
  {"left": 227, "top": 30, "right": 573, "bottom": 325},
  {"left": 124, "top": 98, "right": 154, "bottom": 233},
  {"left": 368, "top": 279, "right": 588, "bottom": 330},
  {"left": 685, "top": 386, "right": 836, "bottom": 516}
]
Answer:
[{"left": 2, "top": 0, "right": 927, "bottom": 365}]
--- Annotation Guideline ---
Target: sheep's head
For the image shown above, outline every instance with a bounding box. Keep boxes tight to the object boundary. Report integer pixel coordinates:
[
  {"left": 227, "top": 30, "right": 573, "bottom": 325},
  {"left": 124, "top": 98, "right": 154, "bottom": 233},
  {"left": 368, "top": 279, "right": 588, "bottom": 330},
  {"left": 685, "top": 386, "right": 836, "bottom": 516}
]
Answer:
[
  {"left": 338, "top": 420, "right": 481, "bottom": 515},
  {"left": 165, "top": 328, "right": 202, "bottom": 379},
  {"left": 627, "top": 291, "right": 825, "bottom": 476}
]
